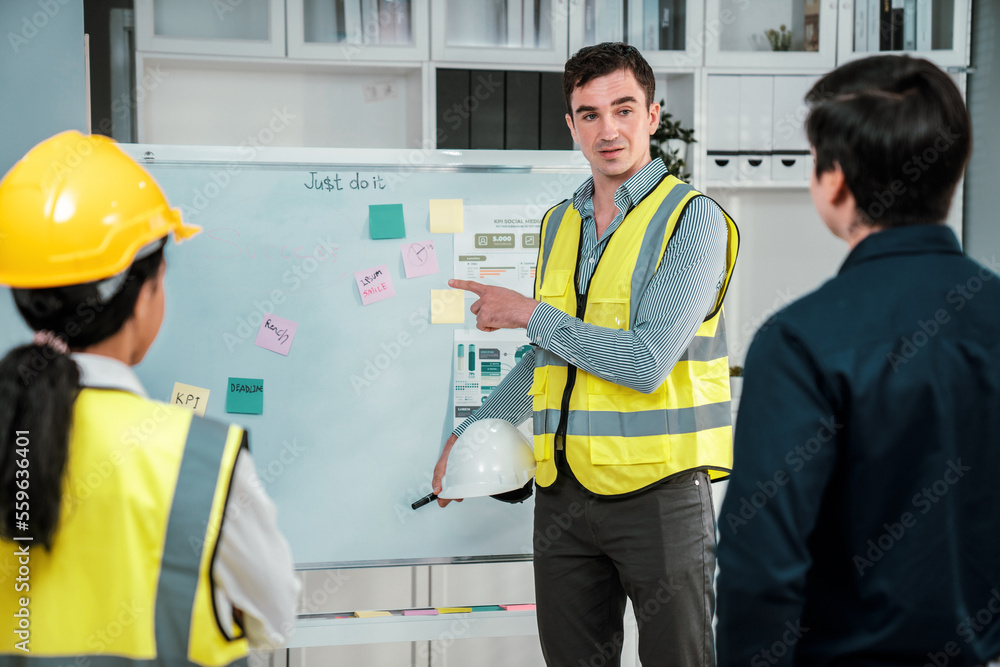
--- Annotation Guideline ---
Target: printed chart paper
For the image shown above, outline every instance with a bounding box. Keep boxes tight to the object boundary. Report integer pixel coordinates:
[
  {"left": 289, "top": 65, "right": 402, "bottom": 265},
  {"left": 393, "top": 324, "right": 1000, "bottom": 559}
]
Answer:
[
  {"left": 453, "top": 329, "right": 533, "bottom": 429},
  {"left": 453, "top": 205, "right": 541, "bottom": 296}
]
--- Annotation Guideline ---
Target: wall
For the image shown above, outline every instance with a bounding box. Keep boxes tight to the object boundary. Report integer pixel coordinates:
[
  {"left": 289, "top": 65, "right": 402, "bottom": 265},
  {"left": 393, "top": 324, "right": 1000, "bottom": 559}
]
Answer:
[
  {"left": 964, "top": 0, "right": 999, "bottom": 265},
  {"left": 0, "top": 0, "right": 86, "bottom": 174}
]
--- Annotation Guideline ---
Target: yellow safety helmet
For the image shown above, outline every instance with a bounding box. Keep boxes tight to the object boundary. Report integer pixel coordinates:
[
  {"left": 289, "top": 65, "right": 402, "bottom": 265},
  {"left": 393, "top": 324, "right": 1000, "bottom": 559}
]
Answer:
[{"left": 0, "top": 131, "right": 200, "bottom": 289}]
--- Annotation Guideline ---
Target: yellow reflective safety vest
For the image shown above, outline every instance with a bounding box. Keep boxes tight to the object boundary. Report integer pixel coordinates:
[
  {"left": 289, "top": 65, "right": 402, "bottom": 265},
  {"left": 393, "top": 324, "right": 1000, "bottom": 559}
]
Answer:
[
  {"left": 531, "top": 174, "right": 739, "bottom": 495},
  {"left": 0, "top": 389, "right": 249, "bottom": 666}
]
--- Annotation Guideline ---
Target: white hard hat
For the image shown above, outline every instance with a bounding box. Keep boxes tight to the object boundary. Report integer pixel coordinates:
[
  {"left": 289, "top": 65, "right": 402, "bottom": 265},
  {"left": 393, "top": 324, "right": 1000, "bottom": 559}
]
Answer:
[{"left": 439, "top": 419, "right": 537, "bottom": 499}]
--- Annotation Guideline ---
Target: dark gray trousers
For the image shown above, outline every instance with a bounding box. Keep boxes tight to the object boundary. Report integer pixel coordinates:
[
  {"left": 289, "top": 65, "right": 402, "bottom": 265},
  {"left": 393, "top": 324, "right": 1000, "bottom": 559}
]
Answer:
[{"left": 533, "top": 470, "right": 717, "bottom": 667}]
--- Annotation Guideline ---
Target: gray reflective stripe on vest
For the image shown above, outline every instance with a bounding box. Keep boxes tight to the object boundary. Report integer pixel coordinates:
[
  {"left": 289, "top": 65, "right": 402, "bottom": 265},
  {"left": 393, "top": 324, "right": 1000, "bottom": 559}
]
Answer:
[
  {"left": 534, "top": 348, "right": 567, "bottom": 368},
  {"left": 678, "top": 310, "right": 728, "bottom": 363},
  {"left": 628, "top": 182, "right": 695, "bottom": 327},
  {"left": 537, "top": 200, "right": 572, "bottom": 292},
  {"left": 6, "top": 417, "right": 245, "bottom": 667},
  {"left": 534, "top": 400, "right": 731, "bottom": 437}
]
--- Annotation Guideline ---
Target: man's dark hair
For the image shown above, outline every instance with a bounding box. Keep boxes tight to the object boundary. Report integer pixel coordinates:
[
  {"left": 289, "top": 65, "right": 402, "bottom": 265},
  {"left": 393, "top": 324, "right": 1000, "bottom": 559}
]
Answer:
[
  {"left": 563, "top": 42, "right": 656, "bottom": 118},
  {"left": 805, "top": 55, "right": 971, "bottom": 228}
]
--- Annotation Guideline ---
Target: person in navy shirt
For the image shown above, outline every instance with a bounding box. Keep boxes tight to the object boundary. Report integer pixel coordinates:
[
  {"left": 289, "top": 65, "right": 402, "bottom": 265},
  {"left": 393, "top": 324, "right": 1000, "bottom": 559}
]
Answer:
[{"left": 717, "top": 55, "right": 1000, "bottom": 666}]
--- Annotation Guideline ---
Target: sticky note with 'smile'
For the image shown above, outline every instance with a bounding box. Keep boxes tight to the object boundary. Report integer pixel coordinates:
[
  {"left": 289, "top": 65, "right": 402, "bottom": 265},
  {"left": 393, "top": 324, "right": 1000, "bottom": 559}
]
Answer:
[{"left": 356, "top": 265, "right": 395, "bottom": 306}]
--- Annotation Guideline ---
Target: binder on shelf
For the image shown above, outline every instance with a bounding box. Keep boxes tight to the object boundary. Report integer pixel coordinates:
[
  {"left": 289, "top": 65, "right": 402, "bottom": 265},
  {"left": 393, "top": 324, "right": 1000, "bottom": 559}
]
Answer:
[
  {"left": 644, "top": 0, "right": 659, "bottom": 50},
  {"left": 343, "top": 0, "right": 363, "bottom": 43},
  {"left": 522, "top": 0, "right": 540, "bottom": 49},
  {"left": 361, "top": 0, "right": 380, "bottom": 44},
  {"left": 915, "top": 0, "right": 932, "bottom": 51},
  {"left": 854, "top": 0, "right": 868, "bottom": 52},
  {"left": 903, "top": 0, "right": 916, "bottom": 51},
  {"left": 867, "top": 0, "right": 880, "bottom": 53},
  {"left": 506, "top": 0, "right": 523, "bottom": 47},
  {"left": 379, "top": 0, "right": 396, "bottom": 43},
  {"left": 890, "top": 0, "right": 905, "bottom": 50}
]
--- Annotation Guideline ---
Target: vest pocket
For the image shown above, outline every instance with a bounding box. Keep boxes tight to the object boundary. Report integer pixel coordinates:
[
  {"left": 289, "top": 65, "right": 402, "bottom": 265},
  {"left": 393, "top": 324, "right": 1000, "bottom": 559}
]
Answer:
[
  {"left": 539, "top": 269, "right": 572, "bottom": 297},
  {"left": 585, "top": 297, "right": 630, "bottom": 330},
  {"left": 590, "top": 434, "right": 670, "bottom": 465}
]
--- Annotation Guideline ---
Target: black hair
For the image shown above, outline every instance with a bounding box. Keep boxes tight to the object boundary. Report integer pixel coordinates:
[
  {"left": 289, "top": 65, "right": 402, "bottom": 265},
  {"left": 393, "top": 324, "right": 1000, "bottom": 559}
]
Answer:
[
  {"left": 805, "top": 55, "right": 972, "bottom": 228},
  {"left": 563, "top": 42, "right": 656, "bottom": 117},
  {"left": 0, "top": 246, "right": 165, "bottom": 549}
]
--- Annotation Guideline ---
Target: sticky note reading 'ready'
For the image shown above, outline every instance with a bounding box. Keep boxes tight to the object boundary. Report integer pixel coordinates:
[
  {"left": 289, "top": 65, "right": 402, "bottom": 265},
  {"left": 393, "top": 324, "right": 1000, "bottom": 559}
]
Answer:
[
  {"left": 356, "top": 264, "right": 395, "bottom": 305},
  {"left": 226, "top": 377, "right": 264, "bottom": 415},
  {"left": 171, "top": 382, "right": 210, "bottom": 417},
  {"left": 254, "top": 313, "right": 298, "bottom": 356},
  {"left": 401, "top": 241, "right": 439, "bottom": 278},
  {"left": 369, "top": 203, "right": 406, "bottom": 239},
  {"left": 431, "top": 290, "right": 465, "bottom": 324},
  {"left": 429, "top": 199, "right": 463, "bottom": 233}
]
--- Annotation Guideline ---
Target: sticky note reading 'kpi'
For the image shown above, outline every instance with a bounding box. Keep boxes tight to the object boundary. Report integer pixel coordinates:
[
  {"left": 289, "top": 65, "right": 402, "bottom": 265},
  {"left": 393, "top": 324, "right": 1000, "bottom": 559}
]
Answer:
[
  {"left": 226, "top": 378, "right": 264, "bottom": 415},
  {"left": 401, "top": 241, "right": 439, "bottom": 278},
  {"left": 356, "top": 265, "right": 396, "bottom": 305},
  {"left": 254, "top": 313, "right": 298, "bottom": 356},
  {"left": 171, "top": 382, "right": 210, "bottom": 417},
  {"left": 429, "top": 199, "right": 464, "bottom": 233},
  {"left": 431, "top": 290, "right": 465, "bottom": 324},
  {"left": 369, "top": 203, "right": 406, "bottom": 239}
]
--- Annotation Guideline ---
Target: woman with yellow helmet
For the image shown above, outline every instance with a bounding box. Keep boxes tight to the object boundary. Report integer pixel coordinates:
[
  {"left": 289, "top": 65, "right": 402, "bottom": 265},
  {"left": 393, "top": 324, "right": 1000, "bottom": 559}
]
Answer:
[{"left": 0, "top": 131, "right": 299, "bottom": 664}]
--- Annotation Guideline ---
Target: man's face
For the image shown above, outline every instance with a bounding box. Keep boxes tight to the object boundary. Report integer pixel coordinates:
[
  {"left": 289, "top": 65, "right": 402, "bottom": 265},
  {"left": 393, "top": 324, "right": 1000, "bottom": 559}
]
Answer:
[{"left": 565, "top": 69, "right": 659, "bottom": 186}]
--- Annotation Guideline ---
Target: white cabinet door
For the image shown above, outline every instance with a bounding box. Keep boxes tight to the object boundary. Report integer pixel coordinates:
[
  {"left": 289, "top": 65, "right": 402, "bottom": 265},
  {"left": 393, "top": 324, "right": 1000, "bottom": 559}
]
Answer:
[{"left": 135, "top": 0, "right": 286, "bottom": 57}]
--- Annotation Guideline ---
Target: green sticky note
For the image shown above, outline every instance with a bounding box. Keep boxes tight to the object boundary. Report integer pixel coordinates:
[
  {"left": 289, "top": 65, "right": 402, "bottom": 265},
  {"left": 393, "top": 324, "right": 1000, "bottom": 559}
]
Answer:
[
  {"left": 369, "top": 204, "right": 406, "bottom": 239},
  {"left": 226, "top": 377, "right": 263, "bottom": 414},
  {"left": 470, "top": 605, "right": 505, "bottom": 612}
]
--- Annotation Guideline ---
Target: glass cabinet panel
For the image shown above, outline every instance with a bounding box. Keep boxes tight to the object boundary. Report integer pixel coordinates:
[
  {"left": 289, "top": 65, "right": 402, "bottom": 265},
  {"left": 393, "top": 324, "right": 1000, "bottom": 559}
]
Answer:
[
  {"left": 152, "top": 0, "right": 271, "bottom": 41},
  {"left": 583, "top": 0, "right": 625, "bottom": 45},
  {"left": 444, "top": 0, "right": 555, "bottom": 50},
  {"left": 634, "top": 0, "right": 687, "bottom": 52},
  {"left": 850, "top": 0, "right": 953, "bottom": 53},
  {"left": 715, "top": 0, "right": 821, "bottom": 53},
  {"left": 303, "top": 0, "right": 414, "bottom": 46}
]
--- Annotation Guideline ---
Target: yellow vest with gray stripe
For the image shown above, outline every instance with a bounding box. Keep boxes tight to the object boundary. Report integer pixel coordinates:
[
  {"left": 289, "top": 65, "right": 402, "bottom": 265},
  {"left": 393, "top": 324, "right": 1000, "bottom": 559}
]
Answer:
[
  {"left": 0, "top": 389, "right": 249, "bottom": 666},
  {"left": 532, "top": 174, "right": 739, "bottom": 495}
]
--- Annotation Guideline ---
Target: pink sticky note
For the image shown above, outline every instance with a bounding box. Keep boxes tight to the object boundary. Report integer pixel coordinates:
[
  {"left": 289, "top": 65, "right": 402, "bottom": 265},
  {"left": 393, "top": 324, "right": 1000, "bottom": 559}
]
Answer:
[
  {"left": 401, "top": 241, "right": 439, "bottom": 278},
  {"left": 254, "top": 313, "right": 298, "bottom": 356},
  {"left": 402, "top": 608, "right": 439, "bottom": 616},
  {"left": 355, "top": 264, "right": 395, "bottom": 305},
  {"left": 500, "top": 604, "right": 536, "bottom": 611}
]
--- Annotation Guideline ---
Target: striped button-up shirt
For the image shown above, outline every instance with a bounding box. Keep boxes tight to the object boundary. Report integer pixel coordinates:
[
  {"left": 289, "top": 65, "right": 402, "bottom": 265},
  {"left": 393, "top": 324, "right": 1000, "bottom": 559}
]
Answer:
[{"left": 453, "top": 158, "right": 728, "bottom": 437}]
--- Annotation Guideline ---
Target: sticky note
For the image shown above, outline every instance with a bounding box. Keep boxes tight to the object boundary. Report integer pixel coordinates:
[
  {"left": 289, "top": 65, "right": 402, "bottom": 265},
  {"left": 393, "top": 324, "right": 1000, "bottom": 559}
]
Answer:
[
  {"left": 226, "top": 377, "right": 264, "bottom": 415},
  {"left": 254, "top": 313, "right": 298, "bottom": 356},
  {"left": 369, "top": 203, "right": 406, "bottom": 239},
  {"left": 354, "top": 610, "right": 392, "bottom": 618},
  {"left": 470, "top": 605, "right": 505, "bottom": 612},
  {"left": 436, "top": 607, "right": 473, "bottom": 614},
  {"left": 356, "top": 264, "right": 396, "bottom": 305},
  {"left": 429, "top": 199, "right": 464, "bottom": 233},
  {"left": 431, "top": 289, "right": 465, "bottom": 324},
  {"left": 500, "top": 604, "right": 536, "bottom": 611},
  {"left": 171, "top": 382, "right": 210, "bottom": 417},
  {"left": 401, "top": 241, "right": 439, "bottom": 278},
  {"left": 402, "top": 608, "right": 439, "bottom": 616}
]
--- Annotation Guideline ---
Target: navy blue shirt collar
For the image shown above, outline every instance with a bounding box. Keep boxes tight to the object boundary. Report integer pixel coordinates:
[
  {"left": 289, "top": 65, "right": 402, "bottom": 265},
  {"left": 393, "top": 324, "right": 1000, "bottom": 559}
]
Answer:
[{"left": 840, "top": 224, "right": 963, "bottom": 276}]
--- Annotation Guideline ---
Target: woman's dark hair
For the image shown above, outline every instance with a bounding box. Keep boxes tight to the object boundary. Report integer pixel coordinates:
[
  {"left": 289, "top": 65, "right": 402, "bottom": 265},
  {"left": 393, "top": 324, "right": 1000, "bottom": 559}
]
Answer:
[
  {"left": 563, "top": 42, "right": 656, "bottom": 117},
  {"left": 0, "top": 246, "right": 164, "bottom": 549},
  {"left": 805, "top": 55, "right": 972, "bottom": 228}
]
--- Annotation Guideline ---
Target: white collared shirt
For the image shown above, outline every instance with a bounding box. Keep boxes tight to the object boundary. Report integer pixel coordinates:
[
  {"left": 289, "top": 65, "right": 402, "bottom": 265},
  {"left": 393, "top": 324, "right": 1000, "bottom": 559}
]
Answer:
[{"left": 72, "top": 353, "right": 301, "bottom": 648}]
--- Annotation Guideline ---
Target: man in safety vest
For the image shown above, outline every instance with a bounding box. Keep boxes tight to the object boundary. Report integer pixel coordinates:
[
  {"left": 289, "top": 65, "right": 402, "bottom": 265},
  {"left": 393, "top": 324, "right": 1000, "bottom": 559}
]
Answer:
[{"left": 432, "top": 43, "right": 739, "bottom": 666}]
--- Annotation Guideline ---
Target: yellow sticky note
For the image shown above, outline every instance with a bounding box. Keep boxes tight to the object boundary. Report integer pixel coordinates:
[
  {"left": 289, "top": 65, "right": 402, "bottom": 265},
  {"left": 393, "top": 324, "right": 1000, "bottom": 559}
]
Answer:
[
  {"left": 354, "top": 610, "right": 392, "bottom": 618},
  {"left": 437, "top": 607, "right": 473, "bottom": 614},
  {"left": 431, "top": 290, "right": 465, "bottom": 324},
  {"left": 171, "top": 382, "right": 210, "bottom": 417},
  {"left": 429, "top": 199, "right": 464, "bottom": 233}
]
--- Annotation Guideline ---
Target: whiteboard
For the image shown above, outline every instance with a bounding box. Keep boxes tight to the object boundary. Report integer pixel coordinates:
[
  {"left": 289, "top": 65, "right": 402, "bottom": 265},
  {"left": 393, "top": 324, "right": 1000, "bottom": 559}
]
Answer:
[{"left": 0, "top": 145, "right": 589, "bottom": 567}]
